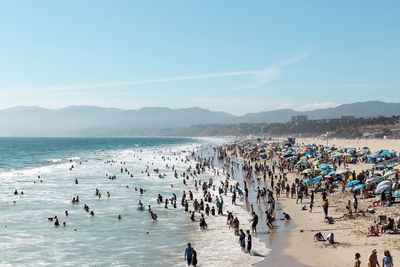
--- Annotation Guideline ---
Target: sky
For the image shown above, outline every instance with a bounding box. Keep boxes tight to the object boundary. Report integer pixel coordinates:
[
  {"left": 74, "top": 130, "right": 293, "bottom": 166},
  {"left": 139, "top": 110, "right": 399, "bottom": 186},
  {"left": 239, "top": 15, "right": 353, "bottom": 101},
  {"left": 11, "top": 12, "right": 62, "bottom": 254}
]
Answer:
[{"left": 0, "top": 0, "right": 399, "bottom": 115}]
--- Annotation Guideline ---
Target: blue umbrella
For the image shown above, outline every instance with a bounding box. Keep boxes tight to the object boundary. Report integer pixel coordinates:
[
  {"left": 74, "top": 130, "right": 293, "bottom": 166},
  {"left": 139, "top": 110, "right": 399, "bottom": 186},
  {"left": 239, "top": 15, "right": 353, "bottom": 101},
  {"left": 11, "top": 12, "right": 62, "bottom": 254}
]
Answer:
[
  {"left": 353, "top": 184, "right": 365, "bottom": 191},
  {"left": 393, "top": 189, "right": 400, "bottom": 198},
  {"left": 346, "top": 180, "right": 360, "bottom": 188},
  {"left": 319, "top": 164, "right": 331, "bottom": 170},
  {"left": 305, "top": 176, "right": 322, "bottom": 185},
  {"left": 374, "top": 185, "right": 391, "bottom": 195}
]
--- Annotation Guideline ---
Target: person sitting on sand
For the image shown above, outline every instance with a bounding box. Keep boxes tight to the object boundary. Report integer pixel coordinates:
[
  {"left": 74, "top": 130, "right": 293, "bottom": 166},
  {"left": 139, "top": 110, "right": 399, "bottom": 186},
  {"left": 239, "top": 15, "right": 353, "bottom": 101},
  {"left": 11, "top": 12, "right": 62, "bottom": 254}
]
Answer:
[
  {"left": 381, "top": 217, "right": 394, "bottom": 233},
  {"left": 326, "top": 232, "right": 335, "bottom": 244},
  {"left": 314, "top": 232, "right": 325, "bottom": 241},
  {"left": 283, "top": 212, "right": 291, "bottom": 220},
  {"left": 368, "top": 225, "right": 380, "bottom": 237}
]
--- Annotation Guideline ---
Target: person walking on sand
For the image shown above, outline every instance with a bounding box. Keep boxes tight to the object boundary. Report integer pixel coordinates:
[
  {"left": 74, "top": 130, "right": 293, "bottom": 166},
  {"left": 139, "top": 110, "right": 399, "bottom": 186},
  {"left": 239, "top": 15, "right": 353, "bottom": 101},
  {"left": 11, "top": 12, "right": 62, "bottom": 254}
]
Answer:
[
  {"left": 184, "top": 243, "right": 194, "bottom": 266},
  {"left": 354, "top": 252, "right": 361, "bottom": 267},
  {"left": 368, "top": 249, "right": 380, "bottom": 267},
  {"left": 382, "top": 250, "right": 393, "bottom": 267},
  {"left": 322, "top": 198, "right": 329, "bottom": 218}
]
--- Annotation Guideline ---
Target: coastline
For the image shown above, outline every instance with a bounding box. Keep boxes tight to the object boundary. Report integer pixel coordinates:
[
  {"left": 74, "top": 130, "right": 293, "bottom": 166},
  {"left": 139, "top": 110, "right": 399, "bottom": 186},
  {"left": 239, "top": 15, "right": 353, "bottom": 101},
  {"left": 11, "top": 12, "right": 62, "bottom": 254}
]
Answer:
[
  {"left": 227, "top": 151, "right": 307, "bottom": 267},
  {"left": 186, "top": 144, "right": 270, "bottom": 266},
  {"left": 237, "top": 137, "right": 400, "bottom": 267}
]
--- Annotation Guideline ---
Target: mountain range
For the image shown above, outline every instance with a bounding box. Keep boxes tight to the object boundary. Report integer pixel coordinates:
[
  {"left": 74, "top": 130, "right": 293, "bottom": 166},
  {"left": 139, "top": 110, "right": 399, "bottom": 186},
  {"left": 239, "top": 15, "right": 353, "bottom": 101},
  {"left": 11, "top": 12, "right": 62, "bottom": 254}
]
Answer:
[{"left": 0, "top": 101, "right": 399, "bottom": 136}]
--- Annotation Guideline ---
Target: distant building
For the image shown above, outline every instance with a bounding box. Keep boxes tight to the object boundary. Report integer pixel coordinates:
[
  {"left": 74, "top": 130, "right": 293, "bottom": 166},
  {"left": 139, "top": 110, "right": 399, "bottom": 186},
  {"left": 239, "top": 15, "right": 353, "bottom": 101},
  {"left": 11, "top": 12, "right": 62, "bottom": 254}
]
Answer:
[
  {"left": 291, "top": 115, "right": 308, "bottom": 125},
  {"left": 341, "top": 115, "right": 356, "bottom": 120}
]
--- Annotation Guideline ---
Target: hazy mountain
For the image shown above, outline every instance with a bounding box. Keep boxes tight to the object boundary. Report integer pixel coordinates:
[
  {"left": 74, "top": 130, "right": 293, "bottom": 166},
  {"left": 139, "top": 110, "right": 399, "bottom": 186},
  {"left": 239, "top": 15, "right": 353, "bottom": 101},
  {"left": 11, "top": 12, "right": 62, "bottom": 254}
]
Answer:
[
  {"left": 0, "top": 101, "right": 399, "bottom": 136},
  {"left": 0, "top": 106, "right": 234, "bottom": 136}
]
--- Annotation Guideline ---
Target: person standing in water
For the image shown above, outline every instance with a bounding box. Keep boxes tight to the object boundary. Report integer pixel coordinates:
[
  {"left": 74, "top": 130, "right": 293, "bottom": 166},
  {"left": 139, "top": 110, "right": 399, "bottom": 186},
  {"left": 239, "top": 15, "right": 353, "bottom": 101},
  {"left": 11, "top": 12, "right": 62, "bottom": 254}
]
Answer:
[
  {"left": 191, "top": 249, "right": 198, "bottom": 267},
  {"left": 239, "top": 229, "right": 246, "bottom": 252},
  {"left": 246, "top": 230, "right": 252, "bottom": 255},
  {"left": 184, "top": 243, "right": 194, "bottom": 266},
  {"left": 250, "top": 212, "right": 258, "bottom": 234}
]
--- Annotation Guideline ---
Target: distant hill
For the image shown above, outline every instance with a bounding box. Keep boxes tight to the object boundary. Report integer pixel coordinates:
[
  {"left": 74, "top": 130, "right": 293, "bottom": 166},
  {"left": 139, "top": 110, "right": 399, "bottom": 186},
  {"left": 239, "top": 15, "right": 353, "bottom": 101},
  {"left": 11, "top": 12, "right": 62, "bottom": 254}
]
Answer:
[
  {"left": 0, "top": 101, "right": 399, "bottom": 136},
  {"left": 236, "top": 101, "right": 400, "bottom": 123}
]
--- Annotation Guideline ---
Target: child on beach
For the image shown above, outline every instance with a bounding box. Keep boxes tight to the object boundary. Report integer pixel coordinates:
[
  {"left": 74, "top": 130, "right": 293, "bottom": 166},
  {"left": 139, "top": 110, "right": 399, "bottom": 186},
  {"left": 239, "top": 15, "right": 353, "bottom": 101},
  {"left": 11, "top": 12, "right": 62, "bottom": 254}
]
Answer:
[{"left": 354, "top": 252, "right": 361, "bottom": 267}]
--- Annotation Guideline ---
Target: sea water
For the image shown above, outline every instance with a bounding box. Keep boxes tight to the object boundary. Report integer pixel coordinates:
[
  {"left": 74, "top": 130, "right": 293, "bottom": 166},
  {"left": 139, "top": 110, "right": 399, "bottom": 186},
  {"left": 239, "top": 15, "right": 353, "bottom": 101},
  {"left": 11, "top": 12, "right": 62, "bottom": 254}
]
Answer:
[{"left": 0, "top": 137, "right": 268, "bottom": 267}]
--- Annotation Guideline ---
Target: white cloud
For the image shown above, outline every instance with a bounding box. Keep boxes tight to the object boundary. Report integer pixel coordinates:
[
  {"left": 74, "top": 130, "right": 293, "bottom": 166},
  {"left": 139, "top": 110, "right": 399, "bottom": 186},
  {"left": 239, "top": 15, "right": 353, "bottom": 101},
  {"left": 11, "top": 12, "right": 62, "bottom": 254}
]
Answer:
[
  {"left": 298, "top": 101, "right": 337, "bottom": 111},
  {"left": 5, "top": 50, "right": 310, "bottom": 93},
  {"left": 278, "top": 102, "right": 294, "bottom": 109}
]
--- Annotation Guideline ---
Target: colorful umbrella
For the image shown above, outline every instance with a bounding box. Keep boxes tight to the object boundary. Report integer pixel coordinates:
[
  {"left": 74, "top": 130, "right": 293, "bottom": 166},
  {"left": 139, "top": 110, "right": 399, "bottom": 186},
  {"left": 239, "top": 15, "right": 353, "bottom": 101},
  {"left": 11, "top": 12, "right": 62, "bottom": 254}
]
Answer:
[
  {"left": 305, "top": 176, "right": 322, "bottom": 185},
  {"left": 353, "top": 184, "right": 365, "bottom": 191},
  {"left": 393, "top": 189, "right": 400, "bottom": 198},
  {"left": 319, "top": 164, "right": 331, "bottom": 170},
  {"left": 365, "top": 176, "right": 384, "bottom": 184},
  {"left": 346, "top": 180, "right": 360, "bottom": 188},
  {"left": 375, "top": 185, "right": 391, "bottom": 195}
]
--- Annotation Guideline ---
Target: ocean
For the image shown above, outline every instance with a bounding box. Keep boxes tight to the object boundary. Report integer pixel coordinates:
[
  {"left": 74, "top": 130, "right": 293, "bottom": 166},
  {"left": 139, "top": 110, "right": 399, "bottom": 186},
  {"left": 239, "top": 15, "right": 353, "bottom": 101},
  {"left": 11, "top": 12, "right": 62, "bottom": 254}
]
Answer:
[{"left": 0, "top": 137, "right": 268, "bottom": 267}]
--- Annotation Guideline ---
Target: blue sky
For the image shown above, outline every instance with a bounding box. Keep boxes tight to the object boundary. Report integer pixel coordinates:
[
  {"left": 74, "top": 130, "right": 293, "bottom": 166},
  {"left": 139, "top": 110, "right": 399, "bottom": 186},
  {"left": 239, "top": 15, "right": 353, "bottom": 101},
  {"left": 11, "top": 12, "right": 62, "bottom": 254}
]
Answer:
[{"left": 0, "top": 0, "right": 399, "bottom": 115}]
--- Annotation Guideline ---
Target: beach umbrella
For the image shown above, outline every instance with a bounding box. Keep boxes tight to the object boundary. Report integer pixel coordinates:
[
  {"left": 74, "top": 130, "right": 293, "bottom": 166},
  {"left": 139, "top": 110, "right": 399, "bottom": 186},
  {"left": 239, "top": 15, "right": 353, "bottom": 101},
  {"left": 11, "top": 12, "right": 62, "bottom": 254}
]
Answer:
[
  {"left": 365, "top": 176, "right": 384, "bottom": 184},
  {"left": 305, "top": 176, "right": 322, "bottom": 185},
  {"left": 319, "top": 164, "right": 331, "bottom": 170},
  {"left": 392, "top": 189, "right": 400, "bottom": 198},
  {"left": 346, "top": 180, "right": 360, "bottom": 188},
  {"left": 302, "top": 169, "right": 312, "bottom": 174},
  {"left": 336, "top": 168, "right": 350, "bottom": 175},
  {"left": 377, "top": 180, "right": 392, "bottom": 189},
  {"left": 384, "top": 169, "right": 400, "bottom": 177},
  {"left": 353, "top": 184, "right": 365, "bottom": 191},
  {"left": 374, "top": 185, "right": 391, "bottom": 195},
  {"left": 313, "top": 167, "right": 323, "bottom": 172},
  {"left": 328, "top": 170, "right": 336, "bottom": 175},
  {"left": 321, "top": 169, "right": 332, "bottom": 175}
]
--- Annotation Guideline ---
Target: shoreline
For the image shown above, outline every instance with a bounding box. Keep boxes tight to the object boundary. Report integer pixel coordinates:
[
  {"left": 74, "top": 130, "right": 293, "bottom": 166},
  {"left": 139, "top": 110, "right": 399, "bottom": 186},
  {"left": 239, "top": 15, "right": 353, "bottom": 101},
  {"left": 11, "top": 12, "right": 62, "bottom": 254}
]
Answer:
[
  {"left": 186, "top": 144, "right": 270, "bottom": 266},
  {"left": 219, "top": 137, "right": 400, "bottom": 267},
  {"left": 227, "top": 153, "right": 307, "bottom": 267}
]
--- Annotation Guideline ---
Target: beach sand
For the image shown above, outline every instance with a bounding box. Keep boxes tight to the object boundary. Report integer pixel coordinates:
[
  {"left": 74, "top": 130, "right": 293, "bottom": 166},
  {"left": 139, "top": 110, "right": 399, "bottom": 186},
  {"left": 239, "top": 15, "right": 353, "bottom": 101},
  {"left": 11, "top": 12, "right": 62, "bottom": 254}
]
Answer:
[{"left": 255, "top": 138, "right": 400, "bottom": 267}]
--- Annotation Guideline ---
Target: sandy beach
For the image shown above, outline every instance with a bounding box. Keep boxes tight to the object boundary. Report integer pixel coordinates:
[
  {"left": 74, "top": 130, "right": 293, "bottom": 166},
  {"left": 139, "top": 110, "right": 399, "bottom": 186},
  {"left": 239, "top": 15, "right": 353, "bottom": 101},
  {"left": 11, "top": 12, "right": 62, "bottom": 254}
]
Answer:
[
  {"left": 277, "top": 138, "right": 400, "bottom": 267},
  {"left": 220, "top": 138, "right": 400, "bottom": 267}
]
